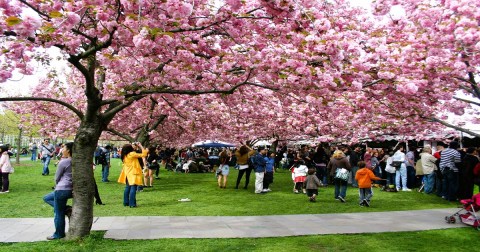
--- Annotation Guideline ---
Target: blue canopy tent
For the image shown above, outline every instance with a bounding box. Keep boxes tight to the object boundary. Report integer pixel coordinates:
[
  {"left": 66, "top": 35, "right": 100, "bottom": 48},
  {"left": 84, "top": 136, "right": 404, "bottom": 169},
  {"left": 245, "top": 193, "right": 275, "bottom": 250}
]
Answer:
[{"left": 192, "top": 140, "right": 235, "bottom": 148}]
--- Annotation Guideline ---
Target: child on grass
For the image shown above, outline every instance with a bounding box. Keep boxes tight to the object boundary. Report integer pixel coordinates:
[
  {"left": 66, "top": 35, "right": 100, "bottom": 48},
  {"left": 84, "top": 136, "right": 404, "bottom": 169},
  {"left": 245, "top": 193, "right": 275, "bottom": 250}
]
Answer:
[
  {"left": 305, "top": 168, "right": 322, "bottom": 202},
  {"left": 291, "top": 160, "right": 308, "bottom": 194},
  {"left": 355, "top": 161, "right": 383, "bottom": 207}
]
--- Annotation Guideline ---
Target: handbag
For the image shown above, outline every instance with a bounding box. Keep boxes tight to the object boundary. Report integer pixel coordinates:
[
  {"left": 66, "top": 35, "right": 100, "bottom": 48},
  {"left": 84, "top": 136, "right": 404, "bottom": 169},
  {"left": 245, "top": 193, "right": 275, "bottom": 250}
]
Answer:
[
  {"left": 334, "top": 168, "right": 349, "bottom": 181},
  {"left": 391, "top": 161, "right": 403, "bottom": 168}
]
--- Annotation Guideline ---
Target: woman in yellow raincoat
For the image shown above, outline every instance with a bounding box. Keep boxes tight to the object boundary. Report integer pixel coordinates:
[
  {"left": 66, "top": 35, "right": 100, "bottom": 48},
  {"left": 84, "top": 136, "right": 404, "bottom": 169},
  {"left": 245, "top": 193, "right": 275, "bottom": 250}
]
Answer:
[{"left": 118, "top": 142, "right": 148, "bottom": 207}]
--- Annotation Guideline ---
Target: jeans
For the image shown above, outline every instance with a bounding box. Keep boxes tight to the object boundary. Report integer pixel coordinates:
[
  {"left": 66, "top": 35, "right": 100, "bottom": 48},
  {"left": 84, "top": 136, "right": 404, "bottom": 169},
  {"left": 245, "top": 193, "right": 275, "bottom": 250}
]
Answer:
[
  {"left": 334, "top": 179, "right": 348, "bottom": 199},
  {"left": 254, "top": 172, "right": 264, "bottom": 193},
  {"left": 423, "top": 173, "right": 436, "bottom": 194},
  {"left": 395, "top": 166, "right": 408, "bottom": 190},
  {"left": 442, "top": 170, "right": 459, "bottom": 201},
  {"left": 235, "top": 167, "right": 252, "bottom": 189},
  {"left": 359, "top": 188, "right": 373, "bottom": 204},
  {"left": 43, "top": 190, "right": 73, "bottom": 239},
  {"left": 1, "top": 172, "right": 9, "bottom": 192},
  {"left": 351, "top": 166, "right": 359, "bottom": 187},
  {"left": 123, "top": 179, "right": 138, "bottom": 207},
  {"left": 42, "top": 155, "right": 51, "bottom": 175},
  {"left": 31, "top": 150, "right": 37, "bottom": 161},
  {"left": 101, "top": 164, "right": 110, "bottom": 182}
]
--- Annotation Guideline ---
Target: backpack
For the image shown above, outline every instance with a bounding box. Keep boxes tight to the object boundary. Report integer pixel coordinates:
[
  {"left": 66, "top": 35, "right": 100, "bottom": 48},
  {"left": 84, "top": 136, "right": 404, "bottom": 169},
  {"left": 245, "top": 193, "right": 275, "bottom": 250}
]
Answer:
[{"left": 97, "top": 150, "right": 108, "bottom": 165}]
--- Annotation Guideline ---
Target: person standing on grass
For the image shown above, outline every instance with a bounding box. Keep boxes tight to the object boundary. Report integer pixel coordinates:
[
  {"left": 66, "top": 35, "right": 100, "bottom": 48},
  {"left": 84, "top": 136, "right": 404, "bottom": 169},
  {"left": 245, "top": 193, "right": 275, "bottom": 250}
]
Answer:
[
  {"left": 0, "top": 145, "right": 14, "bottom": 193},
  {"left": 420, "top": 146, "right": 437, "bottom": 194},
  {"left": 145, "top": 146, "right": 159, "bottom": 187},
  {"left": 327, "top": 149, "right": 351, "bottom": 202},
  {"left": 217, "top": 148, "right": 230, "bottom": 188},
  {"left": 263, "top": 152, "right": 275, "bottom": 192},
  {"left": 234, "top": 144, "right": 256, "bottom": 189},
  {"left": 355, "top": 161, "right": 383, "bottom": 207},
  {"left": 40, "top": 138, "right": 55, "bottom": 176},
  {"left": 252, "top": 146, "right": 268, "bottom": 194},
  {"left": 29, "top": 142, "right": 38, "bottom": 161},
  {"left": 305, "top": 168, "right": 322, "bottom": 202},
  {"left": 43, "top": 142, "right": 73, "bottom": 240},
  {"left": 393, "top": 145, "right": 411, "bottom": 192},
  {"left": 118, "top": 142, "right": 148, "bottom": 208}
]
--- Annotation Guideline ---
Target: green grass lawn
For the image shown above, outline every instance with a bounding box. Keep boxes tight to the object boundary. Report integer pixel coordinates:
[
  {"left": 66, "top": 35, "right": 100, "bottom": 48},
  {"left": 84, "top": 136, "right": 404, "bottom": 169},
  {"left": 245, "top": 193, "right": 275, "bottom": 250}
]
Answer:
[{"left": 1, "top": 159, "right": 479, "bottom": 251}]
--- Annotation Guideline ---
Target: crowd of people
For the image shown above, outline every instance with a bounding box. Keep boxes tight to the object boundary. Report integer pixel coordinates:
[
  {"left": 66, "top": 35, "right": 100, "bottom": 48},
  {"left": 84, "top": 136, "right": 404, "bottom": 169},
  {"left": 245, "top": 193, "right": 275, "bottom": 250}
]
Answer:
[{"left": 4, "top": 138, "right": 480, "bottom": 240}]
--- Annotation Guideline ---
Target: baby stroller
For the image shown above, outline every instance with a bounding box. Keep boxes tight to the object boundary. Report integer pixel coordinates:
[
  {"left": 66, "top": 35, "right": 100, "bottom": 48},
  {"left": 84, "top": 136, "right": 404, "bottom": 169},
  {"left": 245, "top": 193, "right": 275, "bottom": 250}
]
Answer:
[{"left": 445, "top": 192, "right": 480, "bottom": 230}]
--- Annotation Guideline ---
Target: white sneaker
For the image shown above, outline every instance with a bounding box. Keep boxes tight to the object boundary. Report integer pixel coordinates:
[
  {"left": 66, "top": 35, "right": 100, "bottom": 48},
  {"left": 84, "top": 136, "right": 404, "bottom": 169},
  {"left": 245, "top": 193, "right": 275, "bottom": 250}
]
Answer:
[
  {"left": 0, "top": 191, "right": 9, "bottom": 193},
  {"left": 266, "top": 188, "right": 272, "bottom": 192},
  {"left": 402, "top": 188, "right": 412, "bottom": 192},
  {"left": 261, "top": 189, "right": 269, "bottom": 193}
]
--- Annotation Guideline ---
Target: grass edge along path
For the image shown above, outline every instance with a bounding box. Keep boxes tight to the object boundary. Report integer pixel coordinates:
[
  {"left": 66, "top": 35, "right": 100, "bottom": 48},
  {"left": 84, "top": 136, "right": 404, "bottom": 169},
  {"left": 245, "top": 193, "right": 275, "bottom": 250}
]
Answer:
[{"left": 0, "top": 228, "right": 479, "bottom": 252}]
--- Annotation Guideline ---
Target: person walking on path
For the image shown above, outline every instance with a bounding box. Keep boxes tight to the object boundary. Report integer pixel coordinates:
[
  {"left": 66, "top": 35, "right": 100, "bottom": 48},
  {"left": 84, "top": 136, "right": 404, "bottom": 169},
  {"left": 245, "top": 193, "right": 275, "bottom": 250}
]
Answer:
[
  {"left": 118, "top": 142, "right": 148, "bottom": 208},
  {"left": 40, "top": 139, "right": 55, "bottom": 176},
  {"left": 42, "top": 142, "right": 73, "bottom": 240},
  {"left": 355, "top": 161, "right": 383, "bottom": 207}
]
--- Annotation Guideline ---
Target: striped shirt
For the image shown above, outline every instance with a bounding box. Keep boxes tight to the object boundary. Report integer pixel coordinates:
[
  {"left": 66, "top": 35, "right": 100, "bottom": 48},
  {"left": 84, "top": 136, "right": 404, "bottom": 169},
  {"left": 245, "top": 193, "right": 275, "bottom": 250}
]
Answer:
[{"left": 439, "top": 148, "right": 461, "bottom": 172}]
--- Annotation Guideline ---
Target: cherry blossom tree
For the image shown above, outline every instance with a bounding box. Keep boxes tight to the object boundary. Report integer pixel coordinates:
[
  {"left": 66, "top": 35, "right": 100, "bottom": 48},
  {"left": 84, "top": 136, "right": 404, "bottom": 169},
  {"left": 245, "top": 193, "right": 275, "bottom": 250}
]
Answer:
[{"left": 1, "top": 0, "right": 379, "bottom": 238}]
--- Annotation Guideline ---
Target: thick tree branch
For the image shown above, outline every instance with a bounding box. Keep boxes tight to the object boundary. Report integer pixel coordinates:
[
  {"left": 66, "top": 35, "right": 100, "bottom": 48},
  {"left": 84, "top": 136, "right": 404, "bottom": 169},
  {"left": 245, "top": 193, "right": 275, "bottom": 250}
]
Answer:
[
  {"left": 453, "top": 96, "right": 480, "bottom": 107},
  {"left": 19, "top": 0, "right": 50, "bottom": 20},
  {"left": 161, "top": 96, "right": 187, "bottom": 120},
  {"left": 105, "top": 128, "right": 135, "bottom": 142},
  {"left": 0, "top": 97, "right": 84, "bottom": 119},
  {"left": 430, "top": 117, "right": 480, "bottom": 138}
]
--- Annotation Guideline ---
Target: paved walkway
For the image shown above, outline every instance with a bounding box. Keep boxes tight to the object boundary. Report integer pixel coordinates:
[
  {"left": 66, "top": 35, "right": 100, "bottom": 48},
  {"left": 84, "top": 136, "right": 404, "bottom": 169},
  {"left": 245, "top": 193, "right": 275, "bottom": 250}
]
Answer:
[{"left": 0, "top": 208, "right": 465, "bottom": 242}]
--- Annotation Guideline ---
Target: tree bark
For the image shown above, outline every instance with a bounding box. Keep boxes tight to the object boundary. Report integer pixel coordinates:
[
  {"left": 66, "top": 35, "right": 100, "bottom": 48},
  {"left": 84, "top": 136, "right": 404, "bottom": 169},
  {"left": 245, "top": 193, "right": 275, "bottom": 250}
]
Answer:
[
  {"left": 67, "top": 120, "right": 102, "bottom": 239},
  {"left": 15, "top": 127, "right": 22, "bottom": 165}
]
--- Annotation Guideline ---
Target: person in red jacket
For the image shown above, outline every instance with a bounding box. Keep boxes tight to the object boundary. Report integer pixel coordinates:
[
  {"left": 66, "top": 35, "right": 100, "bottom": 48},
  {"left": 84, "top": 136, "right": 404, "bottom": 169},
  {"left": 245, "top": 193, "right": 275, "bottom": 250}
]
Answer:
[{"left": 355, "top": 161, "right": 384, "bottom": 207}]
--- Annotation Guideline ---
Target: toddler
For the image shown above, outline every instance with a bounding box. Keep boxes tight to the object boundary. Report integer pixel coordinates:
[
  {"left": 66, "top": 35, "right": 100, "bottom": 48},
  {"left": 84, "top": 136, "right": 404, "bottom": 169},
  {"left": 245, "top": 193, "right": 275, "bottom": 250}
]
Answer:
[
  {"left": 355, "top": 161, "right": 383, "bottom": 207},
  {"left": 305, "top": 168, "right": 322, "bottom": 202}
]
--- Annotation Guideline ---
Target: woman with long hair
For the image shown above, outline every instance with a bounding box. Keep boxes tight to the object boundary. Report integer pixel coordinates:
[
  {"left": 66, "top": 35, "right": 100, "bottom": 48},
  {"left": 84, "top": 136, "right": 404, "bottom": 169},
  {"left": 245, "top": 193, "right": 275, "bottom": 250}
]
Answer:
[
  {"left": 234, "top": 144, "right": 256, "bottom": 189},
  {"left": 43, "top": 142, "right": 73, "bottom": 240},
  {"left": 118, "top": 142, "right": 148, "bottom": 207}
]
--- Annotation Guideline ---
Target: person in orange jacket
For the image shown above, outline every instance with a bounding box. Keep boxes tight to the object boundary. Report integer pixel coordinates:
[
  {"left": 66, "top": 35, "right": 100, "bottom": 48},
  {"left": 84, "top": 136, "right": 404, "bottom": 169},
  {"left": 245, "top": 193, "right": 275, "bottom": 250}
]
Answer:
[{"left": 355, "top": 161, "right": 384, "bottom": 207}]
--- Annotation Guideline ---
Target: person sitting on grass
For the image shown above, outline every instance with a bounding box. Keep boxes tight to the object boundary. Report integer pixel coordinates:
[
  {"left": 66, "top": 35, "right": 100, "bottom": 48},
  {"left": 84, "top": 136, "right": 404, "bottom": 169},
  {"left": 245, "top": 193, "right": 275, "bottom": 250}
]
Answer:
[
  {"left": 305, "top": 168, "right": 322, "bottom": 202},
  {"left": 355, "top": 161, "right": 383, "bottom": 207}
]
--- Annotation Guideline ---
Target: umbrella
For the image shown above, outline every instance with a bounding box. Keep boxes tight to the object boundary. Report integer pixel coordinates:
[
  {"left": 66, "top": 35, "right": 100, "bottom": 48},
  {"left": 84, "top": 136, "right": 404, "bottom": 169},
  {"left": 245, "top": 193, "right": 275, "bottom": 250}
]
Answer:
[{"left": 192, "top": 140, "right": 235, "bottom": 148}]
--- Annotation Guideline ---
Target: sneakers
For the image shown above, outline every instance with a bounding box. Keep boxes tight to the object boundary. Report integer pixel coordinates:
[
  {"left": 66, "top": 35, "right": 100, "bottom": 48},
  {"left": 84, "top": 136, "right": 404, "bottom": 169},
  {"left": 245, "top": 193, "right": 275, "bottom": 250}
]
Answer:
[
  {"left": 266, "top": 188, "right": 272, "bottom": 192},
  {"left": 0, "top": 191, "right": 9, "bottom": 194},
  {"left": 402, "top": 188, "right": 412, "bottom": 192},
  {"left": 363, "top": 199, "right": 370, "bottom": 207},
  {"left": 338, "top": 196, "right": 346, "bottom": 203},
  {"left": 261, "top": 189, "right": 269, "bottom": 193}
]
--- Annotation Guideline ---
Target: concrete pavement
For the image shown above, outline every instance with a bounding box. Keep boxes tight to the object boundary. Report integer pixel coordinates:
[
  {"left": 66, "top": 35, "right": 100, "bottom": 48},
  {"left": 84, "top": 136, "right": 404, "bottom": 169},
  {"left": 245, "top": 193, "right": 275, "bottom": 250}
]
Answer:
[{"left": 0, "top": 208, "right": 466, "bottom": 242}]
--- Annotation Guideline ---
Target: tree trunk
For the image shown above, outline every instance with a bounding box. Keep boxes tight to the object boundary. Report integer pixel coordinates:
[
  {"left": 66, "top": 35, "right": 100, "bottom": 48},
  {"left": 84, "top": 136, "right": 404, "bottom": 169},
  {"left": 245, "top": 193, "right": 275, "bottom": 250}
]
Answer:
[
  {"left": 67, "top": 120, "right": 102, "bottom": 239},
  {"left": 15, "top": 127, "right": 22, "bottom": 164}
]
